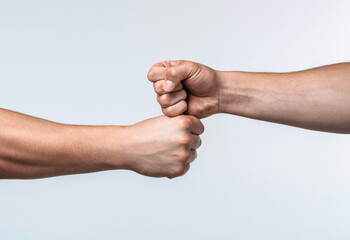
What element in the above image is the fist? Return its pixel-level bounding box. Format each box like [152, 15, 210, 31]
[148, 60, 220, 118]
[124, 115, 204, 178]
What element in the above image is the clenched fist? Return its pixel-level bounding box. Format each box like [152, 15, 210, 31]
[148, 60, 221, 118]
[121, 115, 204, 178]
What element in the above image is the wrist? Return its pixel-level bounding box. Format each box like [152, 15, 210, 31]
[95, 125, 134, 171]
[216, 71, 255, 117]
[62, 125, 131, 173]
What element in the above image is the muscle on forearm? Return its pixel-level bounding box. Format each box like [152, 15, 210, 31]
[217, 63, 350, 133]
[0, 109, 121, 179]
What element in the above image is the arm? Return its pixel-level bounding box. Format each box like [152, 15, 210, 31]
[148, 61, 350, 133]
[0, 108, 203, 179]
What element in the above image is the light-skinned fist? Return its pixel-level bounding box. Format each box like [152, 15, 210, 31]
[119, 115, 204, 178]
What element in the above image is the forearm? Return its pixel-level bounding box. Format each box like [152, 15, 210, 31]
[0, 108, 127, 179]
[217, 62, 350, 133]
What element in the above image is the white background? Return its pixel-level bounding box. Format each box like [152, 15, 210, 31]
[1, 0, 350, 239]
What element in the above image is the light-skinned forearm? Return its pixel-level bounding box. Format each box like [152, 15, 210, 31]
[0, 108, 128, 179]
[217, 62, 350, 133]
[0, 109, 203, 179]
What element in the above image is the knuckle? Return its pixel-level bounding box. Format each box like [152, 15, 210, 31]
[179, 149, 191, 161]
[178, 135, 192, 146]
[162, 108, 168, 116]
[167, 67, 177, 77]
[163, 107, 172, 116]
[177, 117, 192, 129]
[198, 122, 205, 134]
[198, 138, 202, 147]
[163, 107, 177, 117]
[170, 165, 185, 177]
[163, 107, 174, 117]
[167, 105, 182, 117]
[153, 83, 158, 92]
[154, 82, 163, 94]
[193, 151, 198, 160]
[160, 94, 170, 106]
[147, 70, 154, 80]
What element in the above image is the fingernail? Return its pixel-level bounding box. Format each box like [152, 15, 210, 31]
[164, 80, 174, 91]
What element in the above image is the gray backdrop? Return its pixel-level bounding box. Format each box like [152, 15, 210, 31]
[1, 0, 350, 239]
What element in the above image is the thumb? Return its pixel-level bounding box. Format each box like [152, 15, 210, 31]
[163, 61, 196, 92]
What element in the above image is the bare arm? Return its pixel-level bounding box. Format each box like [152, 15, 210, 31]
[0, 108, 203, 179]
[148, 61, 350, 133]
[218, 63, 350, 133]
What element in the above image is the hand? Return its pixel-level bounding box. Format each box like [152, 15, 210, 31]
[122, 115, 204, 178]
[148, 60, 221, 118]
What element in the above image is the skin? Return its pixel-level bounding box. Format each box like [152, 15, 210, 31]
[0, 108, 204, 179]
[148, 60, 350, 133]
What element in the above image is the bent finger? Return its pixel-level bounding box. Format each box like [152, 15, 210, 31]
[187, 116, 205, 135]
[187, 150, 197, 164]
[191, 135, 202, 149]
[163, 61, 196, 92]
[157, 89, 187, 108]
[181, 163, 191, 176]
[154, 80, 183, 95]
[162, 100, 188, 117]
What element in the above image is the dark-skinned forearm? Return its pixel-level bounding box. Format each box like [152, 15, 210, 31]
[217, 62, 350, 133]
